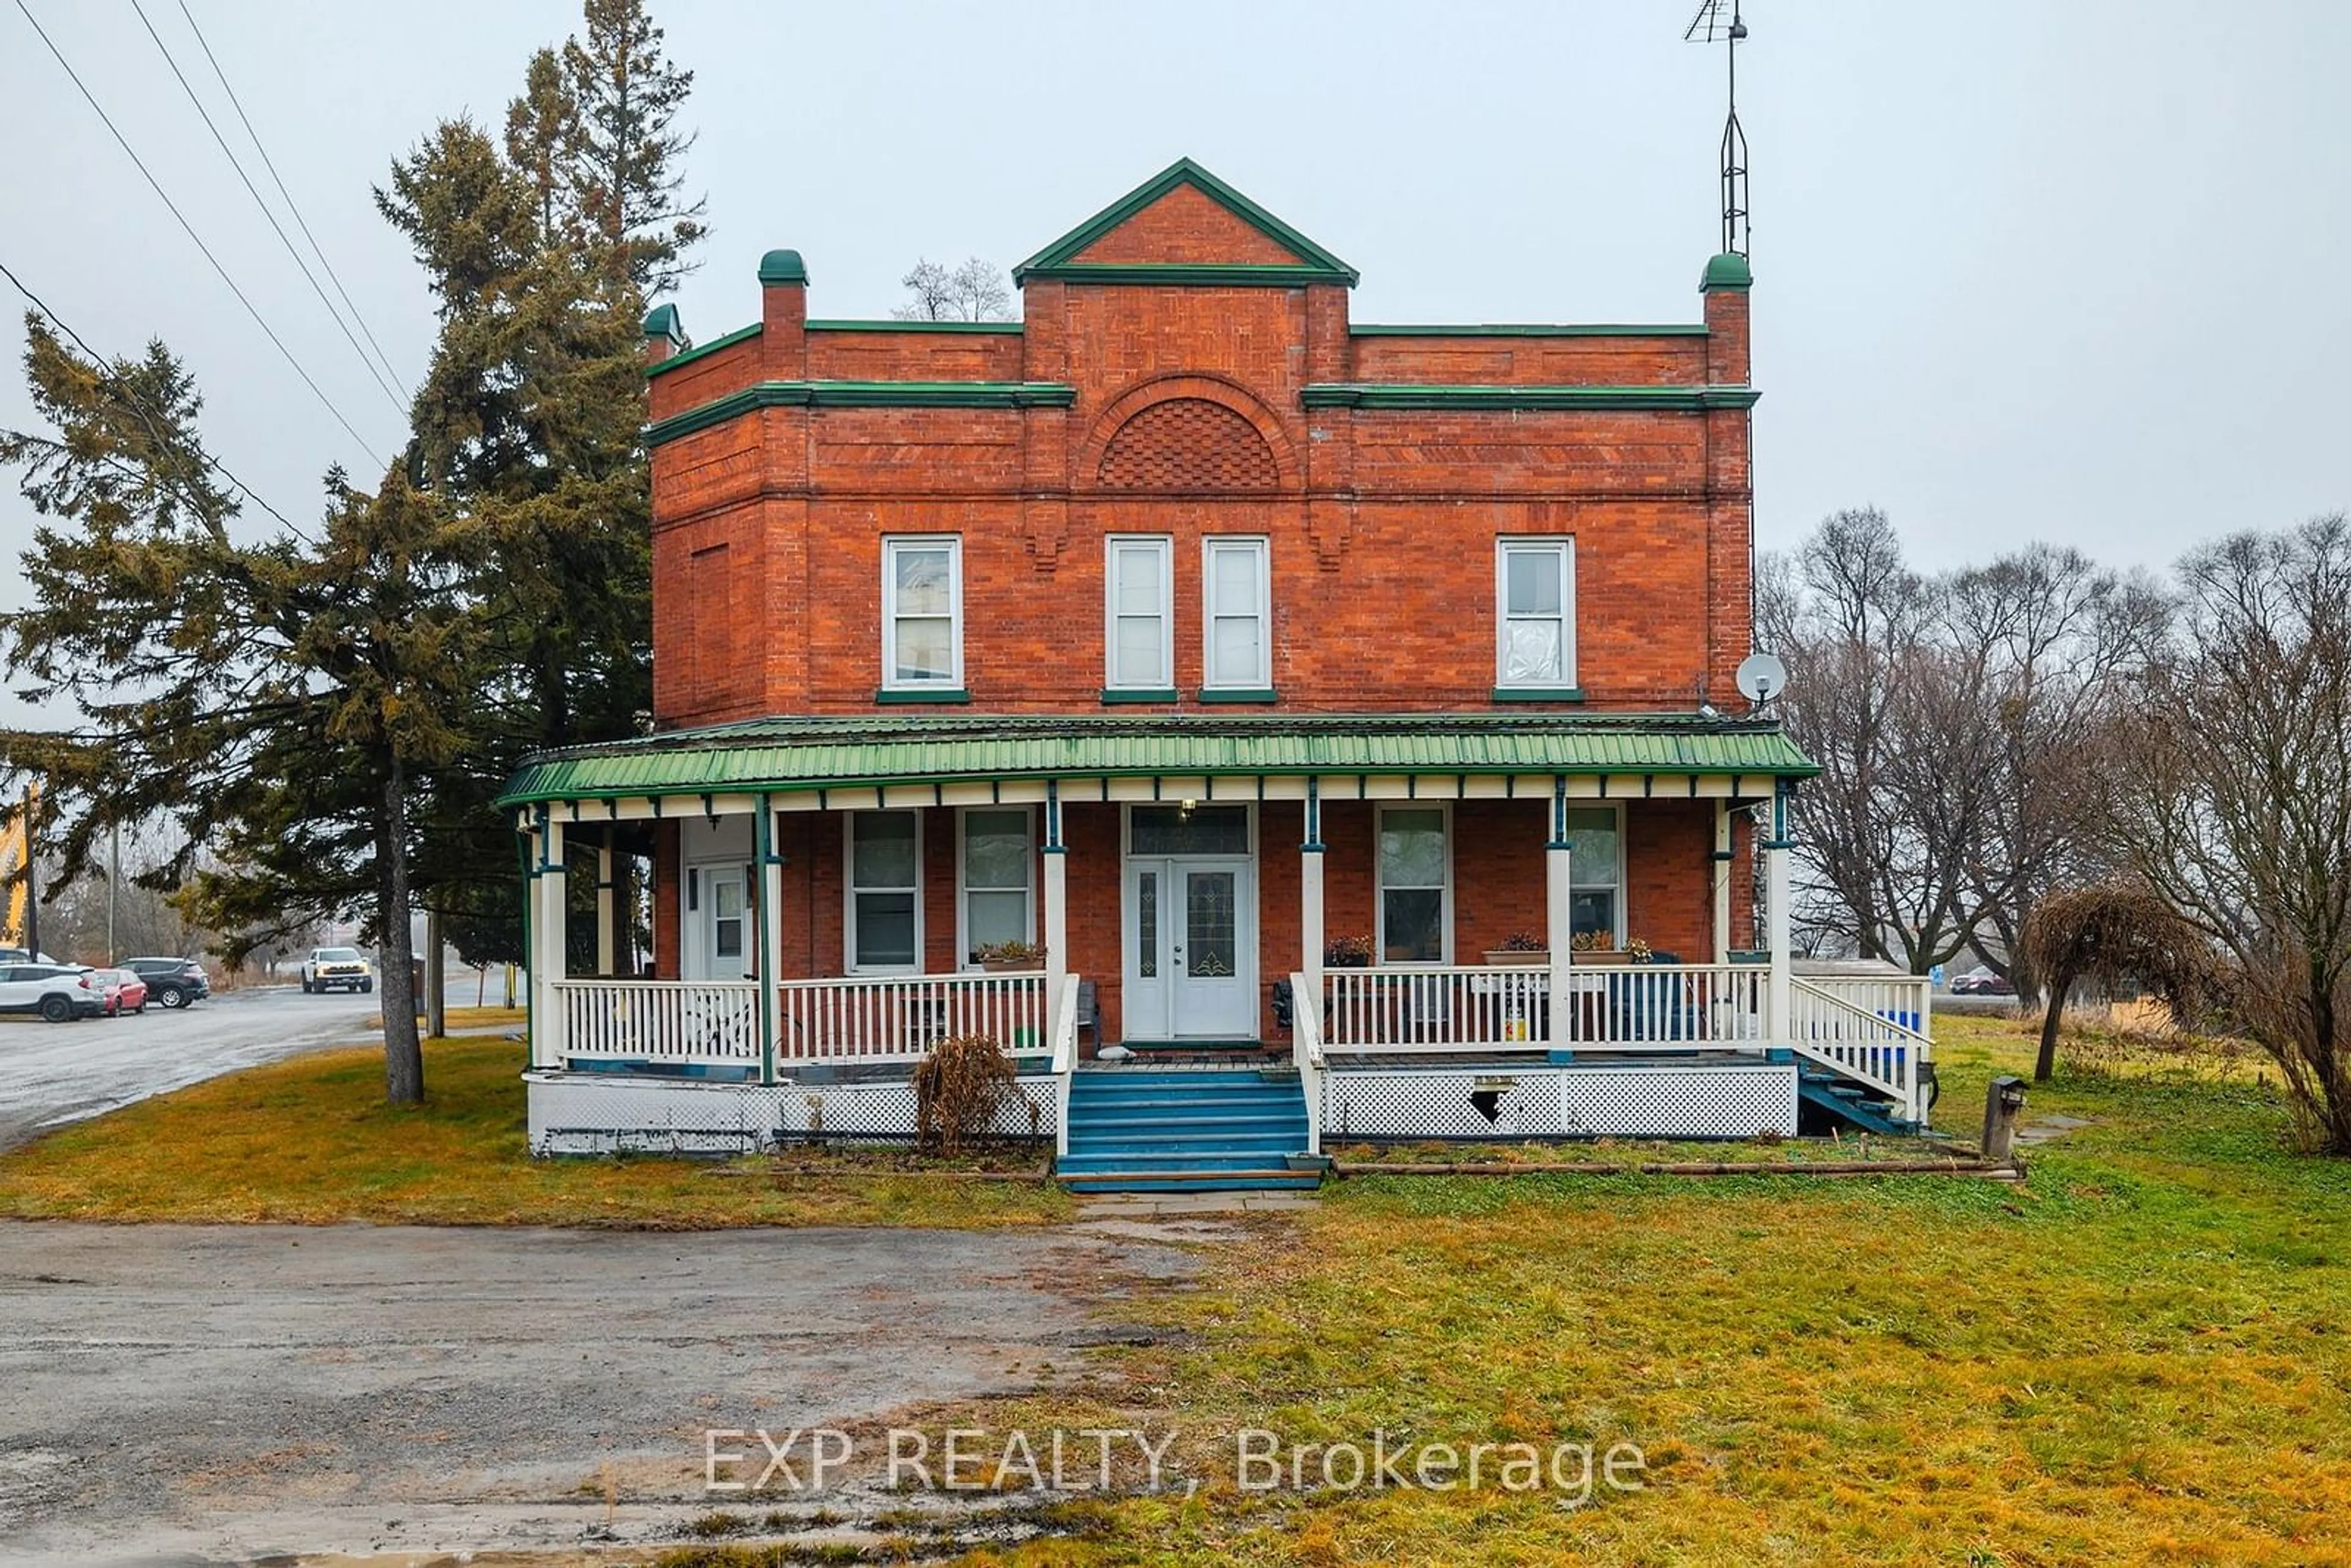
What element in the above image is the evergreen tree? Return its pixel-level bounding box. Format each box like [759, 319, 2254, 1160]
[0, 320, 474, 1102]
[561, 0, 705, 292]
[504, 48, 583, 248]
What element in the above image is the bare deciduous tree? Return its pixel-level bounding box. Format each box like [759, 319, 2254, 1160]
[2112, 516, 2351, 1154]
[893, 257, 1016, 323]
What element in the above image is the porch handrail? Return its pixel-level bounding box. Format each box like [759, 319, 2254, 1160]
[1290, 971, 1325, 1155]
[554, 978, 760, 1064]
[1322, 962, 1766, 1054]
[1049, 972, 1081, 1159]
[1787, 977, 1932, 1122]
[776, 970, 1048, 1064]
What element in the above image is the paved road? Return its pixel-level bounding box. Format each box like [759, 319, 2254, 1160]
[0, 1220, 1196, 1565]
[0, 986, 384, 1152]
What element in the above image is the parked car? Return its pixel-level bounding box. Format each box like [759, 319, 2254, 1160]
[0, 947, 64, 966]
[124, 956, 211, 1009]
[301, 947, 375, 994]
[0, 963, 103, 1022]
[88, 967, 149, 1016]
[1949, 966, 2017, 996]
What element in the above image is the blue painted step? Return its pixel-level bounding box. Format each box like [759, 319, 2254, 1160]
[1060, 1067, 1316, 1193]
[1796, 1068, 1918, 1136]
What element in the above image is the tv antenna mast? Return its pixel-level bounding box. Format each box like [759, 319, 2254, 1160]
[1684, 0, 1750, 257]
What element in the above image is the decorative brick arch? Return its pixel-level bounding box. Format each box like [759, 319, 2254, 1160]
[1077, 375, 1301, 493]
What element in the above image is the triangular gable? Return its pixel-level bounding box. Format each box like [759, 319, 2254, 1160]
[1014, 157, 1359, 286]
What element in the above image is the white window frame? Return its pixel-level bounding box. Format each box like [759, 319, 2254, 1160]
[1565, 801, 1627, 947]
[1201, 536, 1272, 691]
[843, 810, 924, 974]
[1103, 535, 1175, 692]
[880, 536, 964, 691]
[955, 805, 1036, 967]
[1374, 802, 1453, 967]
[1494, 537, 1577, 689]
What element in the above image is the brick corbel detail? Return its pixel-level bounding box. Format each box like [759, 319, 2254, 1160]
[1308, 497, 1355, 568]
[1021, 496, 1071, 573]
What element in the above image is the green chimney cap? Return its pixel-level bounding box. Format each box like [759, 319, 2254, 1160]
[642, 302, 687, 345]
[758, 249, 809, 285]
[1700, 253, 1753, 292]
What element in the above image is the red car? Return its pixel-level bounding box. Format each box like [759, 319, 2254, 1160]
[90, 967, 151, 1016]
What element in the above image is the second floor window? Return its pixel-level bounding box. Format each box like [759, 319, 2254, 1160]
[1202, 536, 1271, 690]
[1104, 536, 1172, 690]
[1496, 538, 1575, 689]
[883, 537, 962, 690]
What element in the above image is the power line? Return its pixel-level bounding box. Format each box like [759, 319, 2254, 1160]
[1, 253, 306, 539]
[10, 0, 387, 471]
[176, 0, 409, 402]
[129, 0, 408, 418]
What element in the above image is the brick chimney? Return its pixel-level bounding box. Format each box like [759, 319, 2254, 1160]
[758, 249, 809, 379]
[642, 302, 688, 367]
[1700, 252, 1751, 386]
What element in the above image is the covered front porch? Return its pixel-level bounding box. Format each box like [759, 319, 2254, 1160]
[498, 716, 1934, 1170]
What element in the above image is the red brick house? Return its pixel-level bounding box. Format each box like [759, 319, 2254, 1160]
[499, 160, 1933, 1187]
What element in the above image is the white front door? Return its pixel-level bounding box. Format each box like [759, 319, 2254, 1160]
[686, 862, 748, 982]
[1121, 797, 1259, 1040]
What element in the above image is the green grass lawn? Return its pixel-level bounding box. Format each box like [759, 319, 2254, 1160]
[0, 1036, 1072, 1228]
[865, 1017, 2350, 1566]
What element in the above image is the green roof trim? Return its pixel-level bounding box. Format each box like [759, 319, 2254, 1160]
[1352, 323, 1709, 338]
[642, 321, 762, 380]
[497, 714, 1818, 807]
[807, 318, 1024, 333]
[1300, 384, 1760, 412]
[647, 380, 1079, 445]
[758, 248, 809, 285]
[1021, 262, 1353, 290]
[1014, 157, 1359, 285]
[1701, 253, 1753, 291]
[642, 303, 688, 346]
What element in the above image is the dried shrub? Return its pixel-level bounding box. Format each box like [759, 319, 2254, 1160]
[2020, 883, 2217, 1082]
[913, 1033, 1017, 1156]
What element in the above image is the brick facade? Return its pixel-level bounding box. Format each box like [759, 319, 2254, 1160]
[636, 162, 1764, 1037]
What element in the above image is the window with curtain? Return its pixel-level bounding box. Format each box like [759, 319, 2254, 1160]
[961, 808, 1033, 959]
[882, 538, 962, 689]
[848, 812, 920, 970]
[1496, 538, 1575, 688]
[1567, 806, 1621, 942]
[1202, 537, 1270, 689]
[1378, 806, 1449, 964]
[1105, 536, 1172, 690]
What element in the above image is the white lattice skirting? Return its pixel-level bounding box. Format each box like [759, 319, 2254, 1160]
[1322, 1063, 1799, 1141]
[525, 1070, 1058, 1157]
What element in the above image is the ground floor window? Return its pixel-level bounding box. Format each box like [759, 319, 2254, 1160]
[1567, 805, 1622, 942]
[847, 811, 920, 972]
[1378, 805, 1450, 964]
[959, 807, 1033, 961]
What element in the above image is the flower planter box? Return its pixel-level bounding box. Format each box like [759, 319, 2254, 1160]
[1573, 950, 1635, 966]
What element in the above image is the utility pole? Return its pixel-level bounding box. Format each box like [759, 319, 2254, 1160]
[107, 818, 120, 964]
[21, 783, 40, 961]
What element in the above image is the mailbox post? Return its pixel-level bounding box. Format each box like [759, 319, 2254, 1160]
[1982, 1075, 2027, 1161]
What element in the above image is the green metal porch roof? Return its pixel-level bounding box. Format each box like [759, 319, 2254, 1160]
[497, 714, 1817, 807]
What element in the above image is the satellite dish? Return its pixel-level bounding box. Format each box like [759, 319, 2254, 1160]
[1736, 651, 1788, 705]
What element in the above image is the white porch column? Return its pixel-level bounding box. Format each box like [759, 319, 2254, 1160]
[1765, 782, 1793, 1046]
[594, 838, 617, 975]
[1300, 780, 1325, 1026]
[1042, 783, 1069, 1026]
[1712, 800, 1733, 959]
[533, 812, 566, 1068]
[754, 796, 782, 1086]
[1545, 778, 1573, 1055]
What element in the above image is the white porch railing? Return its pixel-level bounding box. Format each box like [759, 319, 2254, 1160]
[547, 972, 1049, 1071]
[778, 972, 1049, 1064]
[1787, 977, 1932, 1123]
[1321, 964, 1767, 1052]
[1290, 971, 1327, 1155]
[556, 979, 760, 1065]
[1049, 975, 1082, 1158]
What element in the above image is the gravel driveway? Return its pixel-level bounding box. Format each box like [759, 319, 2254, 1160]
[0, 1219, 1197, 1564]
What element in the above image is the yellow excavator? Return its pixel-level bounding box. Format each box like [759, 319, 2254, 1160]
[1, 782, 33, 948]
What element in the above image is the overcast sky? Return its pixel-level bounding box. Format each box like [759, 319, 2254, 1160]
[2, 1, 2346, 730]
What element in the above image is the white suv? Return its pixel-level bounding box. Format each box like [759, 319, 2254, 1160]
[301, 947, 375, 995]
[0, 963, 103, 1022]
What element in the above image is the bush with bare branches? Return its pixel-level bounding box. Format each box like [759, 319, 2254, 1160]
[2019, 884, 2216, 1082]
[912, 1034, 1018, 1156]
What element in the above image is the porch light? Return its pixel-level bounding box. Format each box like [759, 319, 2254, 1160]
[1179, 798, 1198, 815]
